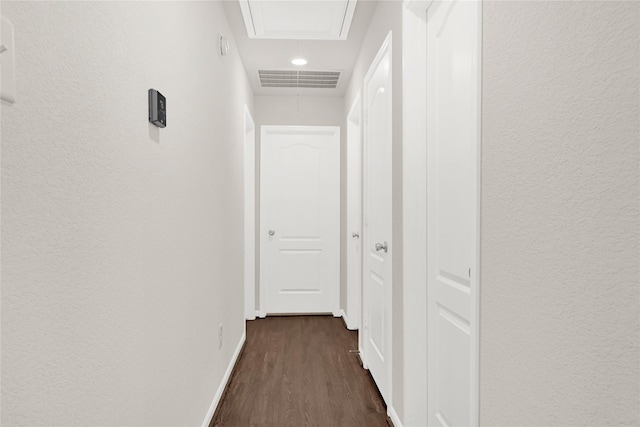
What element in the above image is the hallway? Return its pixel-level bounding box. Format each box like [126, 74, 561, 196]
[1, 0, 638, 426]
[211, 316, 389, 427]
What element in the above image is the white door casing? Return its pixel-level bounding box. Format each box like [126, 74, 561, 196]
[362, 31, 393, 404]
[346, 92, 363, 331]
[244, 106, 256, 321]
[260, 125, 340, 315]
[427, 0, 481, 426]
[401, 1, 429, 424]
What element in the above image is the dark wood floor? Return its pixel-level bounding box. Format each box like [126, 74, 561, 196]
[211, 316, 390, 427]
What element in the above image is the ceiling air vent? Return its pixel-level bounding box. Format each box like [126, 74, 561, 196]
[258, 70, 341, 89]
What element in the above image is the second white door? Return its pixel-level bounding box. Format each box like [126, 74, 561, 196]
[260, 125, 340, 315]
[363, 32, 393, 404]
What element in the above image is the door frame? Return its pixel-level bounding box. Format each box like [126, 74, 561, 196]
[402, 3, 428, 424]
[345, 91, 362, 331]
[402, 0, 481, 425]
[361, 30, 393, 404]
[259, 125, 341, 316]
[244, 105, 256, 321]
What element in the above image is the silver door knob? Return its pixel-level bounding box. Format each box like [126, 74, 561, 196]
[375, 241, 388, 253]
[352, 232, 360, 238]
[268, 230, 275, 236]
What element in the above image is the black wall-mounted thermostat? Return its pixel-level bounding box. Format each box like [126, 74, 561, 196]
[148, 89, 166, 128]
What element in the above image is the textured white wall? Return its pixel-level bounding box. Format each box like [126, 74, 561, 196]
[253, 95, 343, 310]
[1, 1, 253, 425]
[343, 0, 405, 419]
[481, 1, 640, 425]
[255, 95, 343, 126]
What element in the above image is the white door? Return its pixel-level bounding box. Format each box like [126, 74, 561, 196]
[244, 106, 256, 321]
[346, 92, 362, 331]
[427, 0, 480, 425]
[260, 125, 340, 315]
[362, 32, 393, 403]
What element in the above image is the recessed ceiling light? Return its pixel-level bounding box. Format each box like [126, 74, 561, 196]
[291, 57, 308, 66]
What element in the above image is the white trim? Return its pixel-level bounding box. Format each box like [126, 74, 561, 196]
[359, 328, 367, 369]
[257, 310, 266, 319]
[347, 93, 361, 122]
[473, 1, 483, 424]
[346, 90, 363, 332]
[237, 0, 255, 41]
[339, 308, 358, 330]
[333, 123, 342, 316]
[201, 332, 246, 427]
[401, 2, 428, 425]
[405, 0, 434, 13]
[387, 405, 404, 427]
[340, 0, 359, 40]
[244, 105, 256, 321]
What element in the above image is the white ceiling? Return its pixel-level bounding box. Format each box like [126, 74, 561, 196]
[222, 0, 378, 97]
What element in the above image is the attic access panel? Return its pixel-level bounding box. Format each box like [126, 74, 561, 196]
[239, 0, 357, 40]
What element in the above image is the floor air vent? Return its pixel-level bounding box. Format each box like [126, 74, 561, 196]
[258, 70, 341, 89]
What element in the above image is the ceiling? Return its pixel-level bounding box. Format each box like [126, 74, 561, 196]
[222, 0, 378, 97]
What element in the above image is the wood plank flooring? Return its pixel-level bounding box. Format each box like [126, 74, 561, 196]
[211, 316, 390, 427]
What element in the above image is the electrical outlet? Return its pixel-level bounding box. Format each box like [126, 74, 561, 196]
[218, 323, 223, 349]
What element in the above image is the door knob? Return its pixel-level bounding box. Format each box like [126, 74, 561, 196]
[375, 241, 388, 253]
[352, 232, 360, 238]
[268, 230, 275, 236]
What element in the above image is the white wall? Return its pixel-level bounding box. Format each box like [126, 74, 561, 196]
[343, 0, 405, 419]
[253, 95, 343, 312]
[481, 1, 640, 425]
[255, 95, 344, 127]
[0, 2, 253, 425]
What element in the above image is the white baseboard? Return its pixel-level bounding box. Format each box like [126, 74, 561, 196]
[257, 310, 266, 318]
[339, 309, 358, 331]
[388, 405, 403, 427]
[201, 332, 246, 427]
